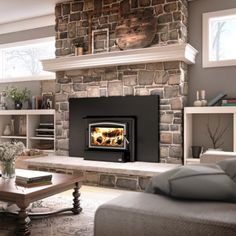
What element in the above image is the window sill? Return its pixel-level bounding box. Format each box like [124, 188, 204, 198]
[203, 59, 236, 68]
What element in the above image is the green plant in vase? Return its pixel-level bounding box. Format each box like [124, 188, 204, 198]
[6, 86, 31, 109]
[0, 141, 25, 179]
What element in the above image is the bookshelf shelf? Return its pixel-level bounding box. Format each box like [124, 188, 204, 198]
[0, 110, 55, 152]
[30, 136, 54, 141]
[1, 135, 27, 139]
[184, 106, 236, 164]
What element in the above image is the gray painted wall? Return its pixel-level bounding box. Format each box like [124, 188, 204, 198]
[0, 26, 54, 44]
[188, 0, 236, 152]
[188, 0, 236, 105]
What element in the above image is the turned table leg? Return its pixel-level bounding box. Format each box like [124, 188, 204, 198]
[72, 182, 82, 215]
[17, 207, 31, 236]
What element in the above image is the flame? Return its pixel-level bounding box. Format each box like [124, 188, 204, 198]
[91, 127, 124, 147]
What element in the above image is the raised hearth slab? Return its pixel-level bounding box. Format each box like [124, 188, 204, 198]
[26, 156, 180, 191]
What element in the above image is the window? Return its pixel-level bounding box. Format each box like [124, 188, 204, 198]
[0, 37, 55, 82]
[203, 8, 236, 68]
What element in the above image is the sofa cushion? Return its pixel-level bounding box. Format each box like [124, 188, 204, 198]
[146, 164, 236, 202]
[217, 158, 236, 183]
[94, 192, 236, 236]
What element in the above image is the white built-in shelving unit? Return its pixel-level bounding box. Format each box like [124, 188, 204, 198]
[184, 106, 236, 164]
[0, 109, 55, 152]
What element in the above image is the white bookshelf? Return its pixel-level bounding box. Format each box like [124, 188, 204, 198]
[0, 109, 55, 152]
[184, 106, 236, 164]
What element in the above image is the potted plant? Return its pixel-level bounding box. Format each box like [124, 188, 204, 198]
[6, 86, 31, 109]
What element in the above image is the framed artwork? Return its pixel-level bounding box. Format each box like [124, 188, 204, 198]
[91, 28, 109, 54]
[42, 92, 54, 109]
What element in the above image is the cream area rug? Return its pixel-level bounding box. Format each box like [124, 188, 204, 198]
[0, 186, 128, 236]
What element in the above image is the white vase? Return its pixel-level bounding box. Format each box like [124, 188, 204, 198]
[3, 124, 11, 136]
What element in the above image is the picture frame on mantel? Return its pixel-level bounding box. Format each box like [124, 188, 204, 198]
[91, 28, 109, 54]
[41, 92, 54, 109]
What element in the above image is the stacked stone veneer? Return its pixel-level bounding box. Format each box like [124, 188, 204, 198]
[28, 165, 151, 191]
[55, 0, 188, 163]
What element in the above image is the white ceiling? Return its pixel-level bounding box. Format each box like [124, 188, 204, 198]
[0, 0, 69, 25]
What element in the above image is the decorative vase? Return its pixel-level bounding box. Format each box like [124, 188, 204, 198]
[200, 90, 207, 106]
[15, 101, 22, 110]
[1, 160, 16, 179]
[3, 124, 11, 136]
[193, 91, 202, 107]
[191, 146, 203, 158]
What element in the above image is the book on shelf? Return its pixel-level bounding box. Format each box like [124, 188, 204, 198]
[221, 98, 236, 105]
[15, 169, 52, 182]
[39, 123, 54, 128]
[35, 134, 54, 138]
[222, 103, 236, 106]
[36, 128, 54, 132]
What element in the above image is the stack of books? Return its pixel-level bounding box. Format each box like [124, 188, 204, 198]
[221, 99, 236, 106]
[15, 170, 52, 187]
[35, 123, 54, 138]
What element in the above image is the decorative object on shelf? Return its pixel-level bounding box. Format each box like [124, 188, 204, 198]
[0, 141, 24, 179]
[19, 116, 26, 136]
[11, 118, 15, 135]
[200, 90, 208, 106]
[31, 95, 36, 109]
[206, 115, 229, 150]
[208, 92, 227, 106]
[193, 91, 202, 107]
[115, 10, 157, 50]
[74, 41, 84, 56]
[35, 95, 43, 109]
[92, 28, 109, 54]
[41, 93, 54, 109]
[0, 91, 7, 110]
[6, 86, 31, 110]
[3, 124, 12, 136]
[191, 146, 203, 158]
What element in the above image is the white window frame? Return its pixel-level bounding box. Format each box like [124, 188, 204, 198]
[0, 37, 55, 83]
[203, 8, 236, 68]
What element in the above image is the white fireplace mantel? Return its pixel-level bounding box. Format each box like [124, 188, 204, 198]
[41, 43, 198, 72]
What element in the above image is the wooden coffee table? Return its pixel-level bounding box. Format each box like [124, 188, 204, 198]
[0, 169, 83, 236]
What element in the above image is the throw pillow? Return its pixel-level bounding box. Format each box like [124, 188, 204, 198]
[146, 164, 236, 202]
[217, 158, 236, 183]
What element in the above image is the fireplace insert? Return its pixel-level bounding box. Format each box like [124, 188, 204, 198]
[69, 96, 160, 162]
[84, 117, 135, 162]
[89, 122, 127, 150]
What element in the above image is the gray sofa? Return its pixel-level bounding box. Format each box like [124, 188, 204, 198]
[94, 191, 236, 236]
[94, 160, 236, 236]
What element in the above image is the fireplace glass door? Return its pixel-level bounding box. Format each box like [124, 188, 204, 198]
[89, 122, 127, 150]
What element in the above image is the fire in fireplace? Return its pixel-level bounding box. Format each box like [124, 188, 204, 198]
[89, 122, 127, 150]
[84, 117, 135, 162]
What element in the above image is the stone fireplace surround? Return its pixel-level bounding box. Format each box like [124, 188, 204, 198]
[52, 0, 191, 164]
[33, 0, 198, 190]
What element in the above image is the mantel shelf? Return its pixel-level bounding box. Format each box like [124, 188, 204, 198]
[41, 43, 198, 72]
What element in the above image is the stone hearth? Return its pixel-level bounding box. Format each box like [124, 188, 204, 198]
[52, 0, 190, 163]
[26, 156, 180, 191]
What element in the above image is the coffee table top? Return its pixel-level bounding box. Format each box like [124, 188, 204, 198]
[0, 169, 83, 205]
